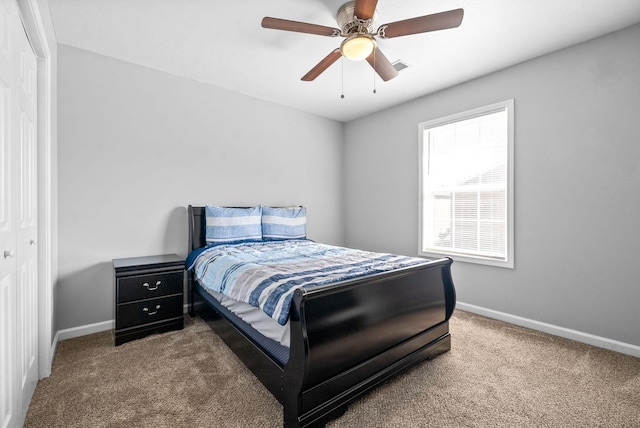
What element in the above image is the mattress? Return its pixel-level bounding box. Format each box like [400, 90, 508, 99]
[195, 283, 290, 366]
[203, 287, 291, 347]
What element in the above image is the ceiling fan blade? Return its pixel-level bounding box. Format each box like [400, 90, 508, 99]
[301, 49, 342, 81]
[353, 0, 378, 20]
[365, 48, 398, 81]
[262, 17, 340, 37]
[378, 8, 464, 39]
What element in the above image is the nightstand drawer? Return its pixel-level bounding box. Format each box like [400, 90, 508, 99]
[117, 271, 183, 303]
[116, 295, 183, 330]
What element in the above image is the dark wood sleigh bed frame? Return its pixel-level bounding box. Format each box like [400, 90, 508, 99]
[187, 205, 456, 427]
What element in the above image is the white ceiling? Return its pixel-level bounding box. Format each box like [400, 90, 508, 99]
[48, 0, 640, 122]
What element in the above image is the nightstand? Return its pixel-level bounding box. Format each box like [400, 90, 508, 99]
[113, 254, 185, 345]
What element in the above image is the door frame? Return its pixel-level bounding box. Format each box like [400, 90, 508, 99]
[16, 0, 54, 379]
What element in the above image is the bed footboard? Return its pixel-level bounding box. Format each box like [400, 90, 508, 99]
[283, 257, 455, 427]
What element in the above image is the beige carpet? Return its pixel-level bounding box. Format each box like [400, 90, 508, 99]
[25, 311, 640, 427]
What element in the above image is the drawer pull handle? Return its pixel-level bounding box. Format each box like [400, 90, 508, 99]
[143, 305, 161, 315]
[142, 280, 161, 291]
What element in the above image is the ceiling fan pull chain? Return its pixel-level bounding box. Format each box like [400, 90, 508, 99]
[341, 57, 345, 99]
[373, 49, 377, 94]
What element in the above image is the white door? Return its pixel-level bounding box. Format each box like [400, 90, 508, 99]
[0, 2, 18, 427]
[0, 1, 39, 426]
[15, 4, 38, 422]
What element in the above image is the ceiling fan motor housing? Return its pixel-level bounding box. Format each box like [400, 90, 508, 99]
[337, 1, 377, 35]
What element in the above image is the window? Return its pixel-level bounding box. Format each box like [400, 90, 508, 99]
[419, 100, 514, 268]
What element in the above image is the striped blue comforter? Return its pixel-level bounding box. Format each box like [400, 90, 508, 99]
[190, 239, 429, 325]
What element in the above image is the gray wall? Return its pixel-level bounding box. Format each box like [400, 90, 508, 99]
[57, 25, 640, 347]
[57, 45, 345, 331]
[344, 24, 640, 346]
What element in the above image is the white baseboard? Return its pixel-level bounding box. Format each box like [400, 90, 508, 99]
[57, 320, 114, 341]
[456, 302, 640, 358]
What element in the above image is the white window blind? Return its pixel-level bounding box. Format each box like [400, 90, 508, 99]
[419, 100, 514, 268]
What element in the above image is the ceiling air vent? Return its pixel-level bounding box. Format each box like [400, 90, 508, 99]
[392, 60, 409, 72]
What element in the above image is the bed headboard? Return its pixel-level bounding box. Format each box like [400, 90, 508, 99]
[188, 205, 206, 253]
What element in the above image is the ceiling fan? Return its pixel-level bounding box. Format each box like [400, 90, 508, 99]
[261, 0, 464, 82]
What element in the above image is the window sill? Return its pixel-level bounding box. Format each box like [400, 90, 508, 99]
[418, 250, 514, 269]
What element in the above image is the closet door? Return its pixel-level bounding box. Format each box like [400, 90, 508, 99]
[0, 1, 38, 426]
[0, 2, 18, 427]
[15, 4, 38, 422]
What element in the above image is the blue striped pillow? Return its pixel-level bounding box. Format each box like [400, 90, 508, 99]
[205, 205, 263, 244]
[262, 206, 307, 240]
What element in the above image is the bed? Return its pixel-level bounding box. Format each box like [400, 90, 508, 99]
[187, 205, 456, 427]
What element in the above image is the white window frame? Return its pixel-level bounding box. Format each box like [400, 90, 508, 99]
[418, 100, 515, 268]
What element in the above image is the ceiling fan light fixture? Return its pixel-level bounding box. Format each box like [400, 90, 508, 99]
[340, 34, 376, 61]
